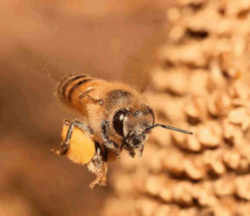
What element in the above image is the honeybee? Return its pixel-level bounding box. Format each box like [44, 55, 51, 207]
[55, 74, 192, 188]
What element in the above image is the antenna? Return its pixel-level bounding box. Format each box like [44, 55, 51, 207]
[144, 123, 193, 135]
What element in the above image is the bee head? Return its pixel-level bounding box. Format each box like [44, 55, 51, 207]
[112, 106, 193, 158]
[112, 106, 154, 157]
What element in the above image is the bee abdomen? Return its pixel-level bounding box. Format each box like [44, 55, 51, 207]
[57, 74, 93, 104]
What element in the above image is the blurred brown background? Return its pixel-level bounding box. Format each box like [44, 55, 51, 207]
[0, 1, 173, 215]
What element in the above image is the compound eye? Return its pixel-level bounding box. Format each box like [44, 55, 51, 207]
[113, 109, 128, 137]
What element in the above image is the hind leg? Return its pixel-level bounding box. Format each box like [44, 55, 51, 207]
[87, 145, 108, 189]
[56, 119, 93, 155]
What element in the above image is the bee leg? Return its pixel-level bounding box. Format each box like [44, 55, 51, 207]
[73, 120, 94, 134]
[79, 90, 104, 105]
[88, 145, 108, 189]
[101, 120, 120, 156]
[129, 149, 136, 158]
[58, 120, 93, 155]
[102, 147, 108, 162]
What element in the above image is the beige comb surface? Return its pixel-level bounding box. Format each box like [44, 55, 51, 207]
[103, 1, 250, 215]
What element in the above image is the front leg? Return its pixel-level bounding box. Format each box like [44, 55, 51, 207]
[101, 120, 120, 156]
[57, 120, 93, 155]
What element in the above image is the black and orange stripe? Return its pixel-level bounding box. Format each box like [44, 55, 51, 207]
[57, 74, 93, 103]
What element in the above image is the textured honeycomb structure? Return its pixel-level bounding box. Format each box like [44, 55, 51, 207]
[103, 1, 250, 215]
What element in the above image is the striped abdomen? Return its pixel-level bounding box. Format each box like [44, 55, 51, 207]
[58, 74, 142, 117]
[57, 74, 102, 113]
